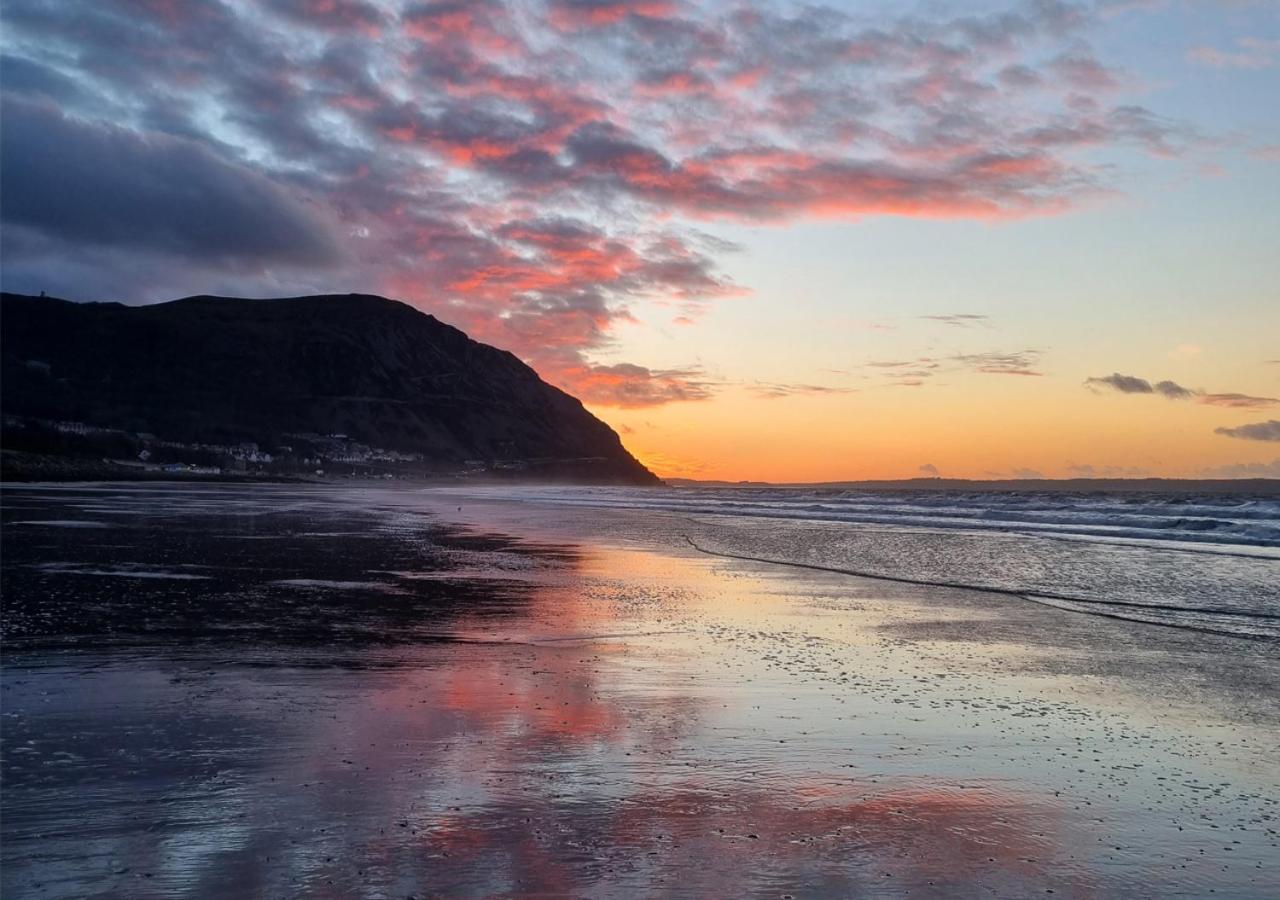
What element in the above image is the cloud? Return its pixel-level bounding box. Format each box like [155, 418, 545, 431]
[747, 382, 855, 400]
[548, 0, 678, 30]
[1187, 38, 1280, 70]
[921, 314, 989, 327]
[1198, 393, 1278, 409]
[1214, 420, 1280, 442]
[0, 96, 339, 267]
[1084, 372, 1193, 397]
[560, 363, 713, 408]
[1086, 372, 1158, 394]
[861, 357, 942, 387]
[918, 463, 940, 477]
[0, 54, 98, 107]
[952, 351, 1043, 376]
[1085, 373, 1274, 406]
[268, 0, 387, 35]
[1155, 380, 1196, 399]
[0, 0, 1205, 405]
[865, 353, 1057, 387]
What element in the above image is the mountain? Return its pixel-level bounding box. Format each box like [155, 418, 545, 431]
[0, 292, 659, 484]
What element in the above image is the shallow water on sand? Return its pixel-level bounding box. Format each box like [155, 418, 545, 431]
[2, 483, 1278, 898]
[453, 485, 1280, 639]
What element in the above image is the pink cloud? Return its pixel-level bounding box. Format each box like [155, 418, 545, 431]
[0, 0, 1205, 407]
[548, 0, 679, 31]
[558, 363, 712, 407]
[270, 0, 385, 36]
[1187, 38, 1280, 70]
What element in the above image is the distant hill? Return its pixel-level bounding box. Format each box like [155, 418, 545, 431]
[664, 477, 1280, 496]
[0, 292, 658, 484]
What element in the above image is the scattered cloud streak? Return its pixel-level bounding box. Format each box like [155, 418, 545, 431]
[921, 314, 989, 327]
[1199, 393, 1279, 409]
[1187, 38, 1280, 70]
[952, 351, 1043, 376]
[748, 382, 856, 400]
[863, 352, 1042, 385]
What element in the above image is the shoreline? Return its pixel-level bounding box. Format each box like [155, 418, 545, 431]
[414, 485, 1280, 723]
[5, 464, 1280, 496]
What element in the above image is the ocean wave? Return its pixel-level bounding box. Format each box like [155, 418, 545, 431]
[481, 485, 1280, 640]
[514, 487, 1280, 553]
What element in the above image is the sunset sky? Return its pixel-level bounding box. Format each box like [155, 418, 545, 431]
[2, 0, 1277, 480]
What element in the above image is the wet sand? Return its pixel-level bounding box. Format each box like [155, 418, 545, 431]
[2, 483, 1277, 898]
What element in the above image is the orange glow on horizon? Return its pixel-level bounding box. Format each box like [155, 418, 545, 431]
[593, 377, 1280, 482]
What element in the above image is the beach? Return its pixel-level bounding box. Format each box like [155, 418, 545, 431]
[2, 482, 1277, 898]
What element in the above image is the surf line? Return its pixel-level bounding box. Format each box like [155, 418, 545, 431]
[679, 535, 1277, 640]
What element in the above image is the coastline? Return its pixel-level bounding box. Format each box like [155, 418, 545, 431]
[2, 483, 1277, 897]
[6, 456, 1280, 496]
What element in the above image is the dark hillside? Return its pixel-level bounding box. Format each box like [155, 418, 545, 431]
[1, 292, 658, 484]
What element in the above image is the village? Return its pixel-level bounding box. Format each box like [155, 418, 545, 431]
[1, 416, 429, 479]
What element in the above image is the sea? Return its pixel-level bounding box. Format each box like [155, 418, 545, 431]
[481, 484, 1280, 640]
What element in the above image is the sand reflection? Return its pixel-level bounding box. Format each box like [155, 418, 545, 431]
[159, 547, 1077, 898]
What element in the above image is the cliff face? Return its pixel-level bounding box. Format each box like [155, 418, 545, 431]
[0, 292, 659, 484]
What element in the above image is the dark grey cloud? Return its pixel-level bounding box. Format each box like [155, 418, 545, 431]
[1156, 380, 1196, 399]
[998, 63, 1042, 88]
[1085, 373, 1273, 406]
[1214, 420, 1280, 442]
[0, 55, 97, 107]
[1086, 373, 1155, 393]
[0, 96, 339, 266]
[1084, 373, 1192, 397]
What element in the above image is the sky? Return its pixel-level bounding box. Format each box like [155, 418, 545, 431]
[1, 0, 1277, 481]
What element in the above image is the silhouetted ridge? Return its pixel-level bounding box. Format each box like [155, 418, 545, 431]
[0, 292, 658, 484]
